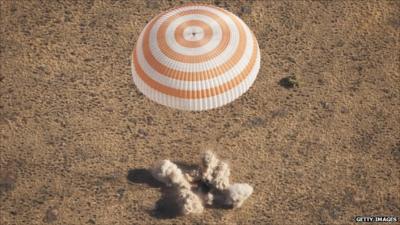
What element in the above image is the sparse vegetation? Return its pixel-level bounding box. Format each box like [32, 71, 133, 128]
[279, 75, 299, 88]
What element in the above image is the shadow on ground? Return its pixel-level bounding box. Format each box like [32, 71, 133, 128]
[151, 187, 183, 219]
[127, 168, 181, 219]
[127, 168, 163, 188]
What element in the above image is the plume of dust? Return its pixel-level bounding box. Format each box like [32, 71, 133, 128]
[204, 192, 214, 206]
[201, 150, 230, 190]
[224, 183, 254, 208]
[151, 160, 190, 189]
[201, 151, 253, 208]
[151, 160, 204, 215]
[151, 151, 253, 215]
[178, 188, 204, 215]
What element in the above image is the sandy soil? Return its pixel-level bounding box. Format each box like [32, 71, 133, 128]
[1, 0, 399, 224]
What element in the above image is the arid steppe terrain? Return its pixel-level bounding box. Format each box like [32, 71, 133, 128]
[1, 0, 399, 224]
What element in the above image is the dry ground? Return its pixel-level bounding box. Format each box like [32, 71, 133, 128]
[1, 0, 399, 224]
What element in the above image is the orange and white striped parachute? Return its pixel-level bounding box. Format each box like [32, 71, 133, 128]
[131, 4, 260, 111]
